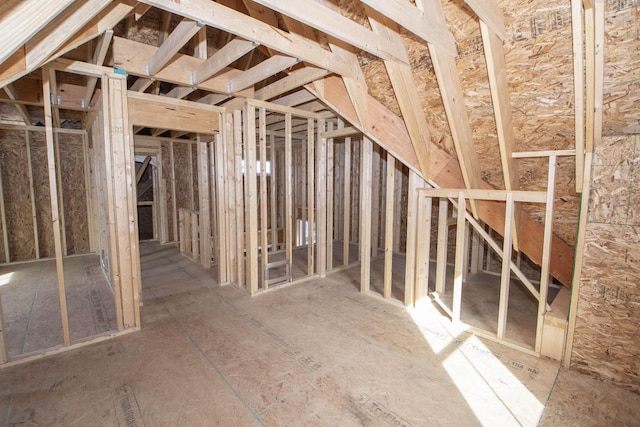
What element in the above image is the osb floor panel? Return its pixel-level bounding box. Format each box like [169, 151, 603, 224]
[0, 255, 117, 358]
[1, 242, 639, 426]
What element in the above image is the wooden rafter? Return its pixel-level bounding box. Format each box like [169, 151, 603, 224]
[359, 0, 457, 55]
[148, 19, 203, 75]
[0, 0, 75, 64]
[3, 84, 31, 125]
[138, 0, 359, 79]
[252, 0, 408, 64]
[254, 66, 330, 101]
[464, 0, 507, 41]
[192, 38, 257, 85]
[228, 55, 298, 93]
[83, 29, 113, 107]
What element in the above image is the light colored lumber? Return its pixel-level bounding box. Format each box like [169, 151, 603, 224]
[192, 38, 257, 85]
[536, 155, 557, 352]
[194, 26, 207, 59]
[0, 152, 9, 263]
[497, 193, 515, 338]
[481, 20, 521, 249]
[229, 55, 298, 93]
[585, 6, 595, 153]
[244, 105, 259, 294]
[233, 110, 245, 287]
[259, 108, 269, 288]
[435, 199, 448, 294]
[84, 29, 113, 107]
[415, 191, 432, 303]
[464, 0, 507, 40]
[270, 134, 278, 253]
[138, 0, 358, 79]
[592, 0, 605, 150]
[252, 0, 408, 64]
[417, 188, 547, 203]
[452, 193, 467, 324]
[170, 141, 178, 242]
[3, 84, 32, 125]
[197, 135, 211, 268]
[0, 0, 75, 64]
[316, 119, 327, 277]
[148, 19, 202, 75]
[383, 154, 396, 299]
[370, 146, 381, 256]
[326, 123, 335, 272]
[403, 170, 419, 305]
[285, 113, 293, 275]
[306, 118, 315, 276]
[321, 126, 361, 139]
[360, 0, 457, 55]
[255, 67, 330, 101]
[342, 137, 351, 265]
[24, 130, 39, 259]
[512, 149, 576, 158]
[43, 67, 70, 346]
[572, 0, 585, 192]
[136, 156, 151, 184]
[359, 137, 373, 293]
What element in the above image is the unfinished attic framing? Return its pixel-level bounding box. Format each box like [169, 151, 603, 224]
[0, 0, 638, 397]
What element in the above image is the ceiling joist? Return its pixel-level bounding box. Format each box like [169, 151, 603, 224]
[148, 19, 203, 75]
[192, 39, 257, 85]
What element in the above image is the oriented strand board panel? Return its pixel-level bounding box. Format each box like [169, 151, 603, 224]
[173, 142, 191, 210]
[572, 135, 640, 393]
[0, 130, 35, 261]
[29, 131, 55, 258]
[161, 141, 175, 242]
[59, 133, 90, 255]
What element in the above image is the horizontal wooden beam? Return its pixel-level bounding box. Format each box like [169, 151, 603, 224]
[419, 188, 547, 203]
[321, 126, 360, 139]
[360, 0, 457, 56]
[148, 19, 203, 75]
[138, 0, 359, 80]
[192, 38, 257, 85]
[255, 66, 330, 101]
[228, 55, 299, 92]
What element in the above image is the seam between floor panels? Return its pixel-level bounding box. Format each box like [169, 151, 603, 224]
[160, 303, 267, 427]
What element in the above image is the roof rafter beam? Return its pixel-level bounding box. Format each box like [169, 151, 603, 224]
[228, 55, 299, 93]
[255, 66, 330, 101]
[138, 0, 358, 80]
[83, 29, 113, 107]
[192, 38, 257, 85]
[359, 0, 457, 56]
[148, 18, 203, 75]
[464, 0, 507, 41]
[0, 0, 75, 64]
[251, 0, 409, 64]
[3, 84, 32, 125]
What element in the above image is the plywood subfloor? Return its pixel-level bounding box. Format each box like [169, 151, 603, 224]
[0, 255, 117, 359]
[2, 242, 638, 425]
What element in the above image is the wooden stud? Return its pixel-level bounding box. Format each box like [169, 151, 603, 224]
[259, 107, 269, 288]
[307, 118, 315, 276]
[170, 141, 178, 242]
[270, 134, 277, 252]
[0, 288, 6, 362]
[452, 193, 467, 324]
[572, 0, 585, 192]
[435, 199, 448, 294]
[383, 153, 396, 299]
[244, 105, 259, 294]
[234, 109, 245, 287]
[53, 132, 67, 256]
[82, 132, 96, 252]
[326, 123, 334, 272]
[188, 141, 194, 209]
[497, 193, 515, 339]
[359, 137, 373, 293]
[393, 165, 403, 253]
[370, 145, 381, 257]
[24, 130, 40, 259]
[415, 186, 432, 304]
[342, 137, 351, 265]
[197, 135, 212, 268]
[316, 119, 327, 277]
[285, 113, 293, 277]
[224, 113, 237, 283]
[536, 156, 557, 352]
[0, 148, 9, 263]
[43, 67, 70, 346]
[403, 170, 419, 305]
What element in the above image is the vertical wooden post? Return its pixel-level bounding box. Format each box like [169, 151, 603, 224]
[359, 137, 373, 293]
[285, 113, 293, 277]
[188, 141, 195, 210]
[469, 228, 481, 275]
[326, 123, 334, 272]
[53, 132, 67, 256]
[0, 293, 6, 363]
[415, 190, 432, 304]
[342, 137, 351, 265]
[224, 113, 237, 283]
[316, 119, 327, 277]
[259, 108, 268, 288]
[452, 193, 466, 324]
[233, 109, 245, 288]
[179, 209, 185, 253]
[244, 104, 259, 294]
[25, 130, 39, 259]
[191, 212, 199, 260]
[170, 140, 178, 243]
[0, 157, 9, 263]
[209, 141, 217, 264]
[403, 170, 419, 305]
[158, 149, 169, 244]
[214, 134, 228, 283]
[383, 154, 396, 299]
[371, 145, 381, 257]
[270, 134, 277, 251]
[307, 118, 315, 276]
[435, 199, 449, 294]
[393, 168, 403, 253]
[197, 135, 211, 268]
[43, 67, 70, 346]
[536, 155, 557, 352]
[497, 192, 515, 339]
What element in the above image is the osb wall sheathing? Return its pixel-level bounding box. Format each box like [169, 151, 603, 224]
[0, 130, 35, 261]
[339, 0, 587, 246]
[173, 142, 192, 211]
[58, 133, 90, 255]
[572, 135, 640, 393]
[29, 131, 54, 258]
[161, 141, 175, 242]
